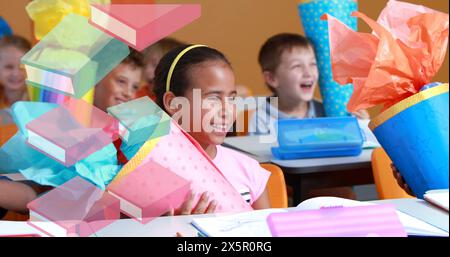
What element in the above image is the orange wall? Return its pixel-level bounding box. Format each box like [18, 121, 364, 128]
[1, 0, 449, 105]
[0, 0, 31, 41]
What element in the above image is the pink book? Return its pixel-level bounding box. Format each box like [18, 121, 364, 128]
[89, 4, 201, 51]
[27, 176, 120, 237]
[267, 204, 407, 237]
[25, 97, 119, 167]
[107, 160, 191, 224]
[113, 120, 253, 214]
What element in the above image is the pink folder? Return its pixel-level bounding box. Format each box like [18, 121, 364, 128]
[27, 176, 120, 237]
[107, 160, 191, 223]
[89, 4, 201, 51]
[112, 120, 253, 214]
[267, 204, 407, 237]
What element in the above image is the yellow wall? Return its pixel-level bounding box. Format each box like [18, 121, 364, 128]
[1, 0, 449, 114]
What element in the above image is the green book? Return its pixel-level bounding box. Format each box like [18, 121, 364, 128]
[22, 13, 130, 98]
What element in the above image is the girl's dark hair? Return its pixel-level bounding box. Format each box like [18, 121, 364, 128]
[153, 45, 231, 110]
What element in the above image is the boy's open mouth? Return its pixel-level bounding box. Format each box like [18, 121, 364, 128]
[300, 82, 314, 89]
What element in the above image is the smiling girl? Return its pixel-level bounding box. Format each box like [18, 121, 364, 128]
[153, 45, 271, 215]
[0, 35, 30, 110]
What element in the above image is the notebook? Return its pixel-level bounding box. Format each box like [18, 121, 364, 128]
[22, 13, 129, 98]
[107, 160, 191, 224]
[89, 4, 201, 51]
[424, 189, 449, 211]
[27, 176, 120, 237]
[191, 209, 288, 237]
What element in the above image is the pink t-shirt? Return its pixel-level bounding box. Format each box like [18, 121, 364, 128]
[212, 145, 271, 205]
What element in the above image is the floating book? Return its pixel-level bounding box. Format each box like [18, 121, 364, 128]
[25, 97, 119, 167]
[22, 13, 129, 98]
[89, 4, 201, 51]
[267, 204, 407, 237]
[27, 176, 120, 237]
[107, 160, 191, 223]
[107, 96, 169, 145]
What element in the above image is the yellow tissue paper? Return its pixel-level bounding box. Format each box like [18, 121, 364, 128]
[26, 0, 111, 40]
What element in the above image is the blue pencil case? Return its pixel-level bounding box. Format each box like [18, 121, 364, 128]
[272, 117, 364, 160]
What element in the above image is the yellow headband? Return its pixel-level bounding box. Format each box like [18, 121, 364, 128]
[166, 44, 208, 92]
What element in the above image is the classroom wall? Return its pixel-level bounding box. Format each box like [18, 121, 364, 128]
[0, 0, 31, 41]
[1, 0, 448, 116]
[157, 0, 449, 104]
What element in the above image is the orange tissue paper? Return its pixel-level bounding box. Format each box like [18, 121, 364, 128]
[322, 0, 449, 112]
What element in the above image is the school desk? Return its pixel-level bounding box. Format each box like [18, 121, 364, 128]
[93, 198, 449, 237]
[372, 198, 449, 233]
[223, 136, 375, 205]
[1, 198, 447, 237]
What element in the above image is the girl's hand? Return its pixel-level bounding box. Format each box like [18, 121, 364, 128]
[391, 163, 415, 196]
[165, 191, 218, 216]
[351, 109, 370, 120]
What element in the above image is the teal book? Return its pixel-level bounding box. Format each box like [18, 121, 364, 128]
[107, 96, 170, 145]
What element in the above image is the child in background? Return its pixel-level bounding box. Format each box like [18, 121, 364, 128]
[0, 35, 31, 124]
[249, 33, 369, 135]
[94, 49, 144, 113]
[136, 38, 185, 100]
[0, 35, 33, 219]
[93, 49, 144, 165]
[153, 45, 271, 215]
[250, 33, 369, 200]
